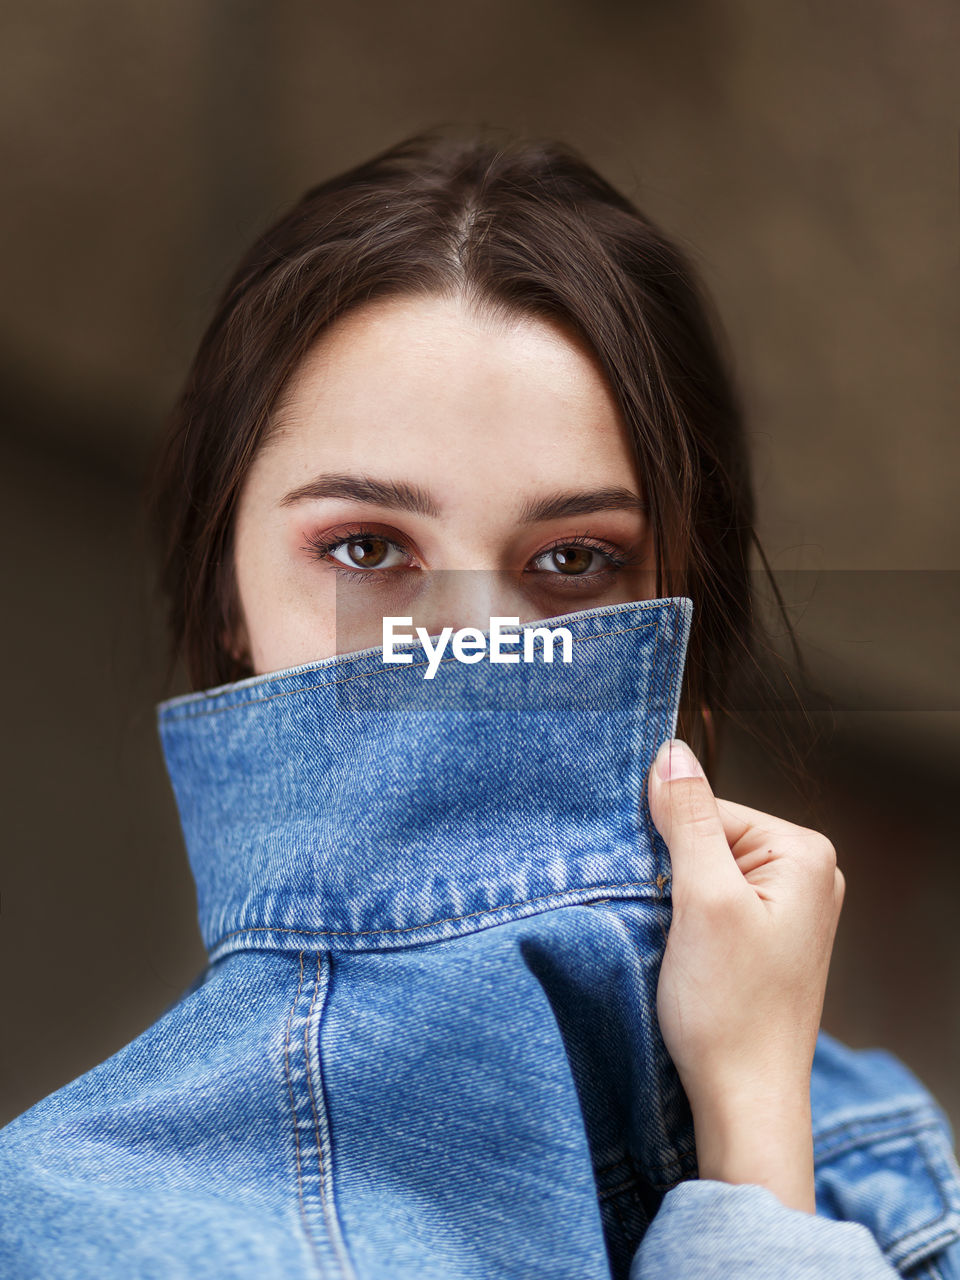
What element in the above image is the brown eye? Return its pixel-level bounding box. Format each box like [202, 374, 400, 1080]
[542, 544, 601, 575]
[330, 536, 395, 569]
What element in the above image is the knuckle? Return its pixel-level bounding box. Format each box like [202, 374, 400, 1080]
[816, 837, 838, 872]
[687, 809, 724, 844]
[797, 832, 838, 875]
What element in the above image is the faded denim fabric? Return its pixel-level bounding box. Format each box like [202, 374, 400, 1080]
[1, 595, 958, 1279]
[632, 1179, 914, 1279]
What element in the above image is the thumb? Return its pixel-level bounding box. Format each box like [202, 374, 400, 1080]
[647, 739, 739, 894]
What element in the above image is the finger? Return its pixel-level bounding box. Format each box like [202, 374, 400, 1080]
[713, 795, 815, 848]
[647, 739, 743, 894]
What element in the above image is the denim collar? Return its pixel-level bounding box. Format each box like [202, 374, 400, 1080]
[155, 596, 693, 963]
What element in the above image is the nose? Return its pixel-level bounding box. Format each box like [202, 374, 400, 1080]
[404, 568, 523, 639]
[333, 567, 547, 659]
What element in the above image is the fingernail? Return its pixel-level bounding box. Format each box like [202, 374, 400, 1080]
[655, 738, 704, 781]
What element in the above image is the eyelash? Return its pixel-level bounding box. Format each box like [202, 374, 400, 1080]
[300, 524, 633, 587]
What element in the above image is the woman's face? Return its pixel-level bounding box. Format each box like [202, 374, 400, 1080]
[229, 293, 656, 676]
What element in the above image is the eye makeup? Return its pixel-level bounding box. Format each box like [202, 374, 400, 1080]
[299, 522, 647, 596]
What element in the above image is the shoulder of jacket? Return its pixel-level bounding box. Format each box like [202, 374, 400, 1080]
[811, 1028, 960, 1276]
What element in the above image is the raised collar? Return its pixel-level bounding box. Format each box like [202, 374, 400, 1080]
[156, 596, 693, 963]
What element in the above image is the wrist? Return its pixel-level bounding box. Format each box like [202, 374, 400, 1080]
[690, 1085, 816, 1215]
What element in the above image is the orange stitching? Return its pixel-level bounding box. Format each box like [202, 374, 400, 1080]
[207, 877, 663, 952]
[162, 622, 657, 721]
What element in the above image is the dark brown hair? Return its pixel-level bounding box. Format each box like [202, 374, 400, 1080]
[143, 126, 820, 797]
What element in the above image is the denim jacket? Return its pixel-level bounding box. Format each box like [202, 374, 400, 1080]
[2, 595, 958, 1279]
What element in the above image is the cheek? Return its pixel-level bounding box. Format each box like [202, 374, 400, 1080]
[246, 598, 339, 675]
[233, 520, 339, 674]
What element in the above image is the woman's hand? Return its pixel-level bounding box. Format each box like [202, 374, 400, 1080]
[646, 738, 846, 1215]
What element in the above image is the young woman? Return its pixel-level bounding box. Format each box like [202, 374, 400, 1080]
[2, 131, 958, 1279]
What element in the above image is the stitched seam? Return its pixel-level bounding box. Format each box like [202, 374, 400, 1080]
[814, 1113, 960, 1263]
[898, 1224, 960, 1273]
[303, 953, 328, 1216]
[206, 877, 663, 953]
[162, 622, 657, 721]
[284, 951, 324, 1275]
[816, 1120, 942, 1166]
[596, 1153, 636, 1179]
[601, 1174, 646, 1201]
[643, 612, 664, 898]
[814, 1107, 942, 1155]
[890, 1127, 960, 1267]
[815, 1102, 940, 1143]
[814, 1111, 960, 1261]
[660, 605, 680, 886]
[904, 1262, 941, 1280]
[816, 1118, 941, 1162]
[303, 953, 357, 1280]
[906, 1264, 938, 1280]
[824, 1123, 956, 1266]
[909, 1262, 945, 1280]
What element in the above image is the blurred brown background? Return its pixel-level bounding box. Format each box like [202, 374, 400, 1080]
[1, 0, 958, 1134]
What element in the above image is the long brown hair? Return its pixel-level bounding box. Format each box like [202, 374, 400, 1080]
[142, 127, 821, 800]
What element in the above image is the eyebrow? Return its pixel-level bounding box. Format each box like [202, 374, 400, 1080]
[277, 473, 647, 522]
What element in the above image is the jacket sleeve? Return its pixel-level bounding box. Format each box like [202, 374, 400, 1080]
[629, 1179, 901, 1280]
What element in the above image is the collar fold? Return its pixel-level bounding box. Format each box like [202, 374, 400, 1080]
[156, 596, 693, 962]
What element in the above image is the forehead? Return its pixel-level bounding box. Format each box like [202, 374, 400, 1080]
[277, 293, 620, 421]
[251, 293, 635, 494]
